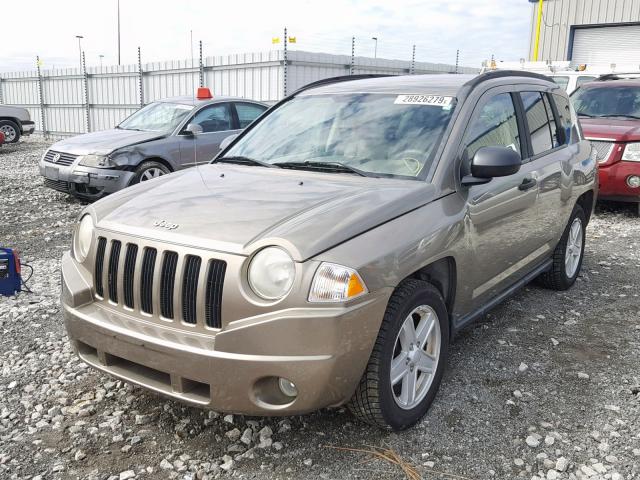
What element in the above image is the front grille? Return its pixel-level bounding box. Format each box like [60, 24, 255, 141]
[44, 178, 71, 193]
[44, 150, 78, 166]
[94, 236, 227, 329]
[588, 140, 615, 163]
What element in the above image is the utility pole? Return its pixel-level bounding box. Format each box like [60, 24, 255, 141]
[372, 37, 378, 58]
[117, 0, 121, 65]
[75, 35, 84, 70]
[283, 27, 288, 97]
[532, 0, 544, 61]
[99, 54, 104, 70]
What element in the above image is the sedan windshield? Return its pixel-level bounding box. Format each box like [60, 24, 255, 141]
[572, 85, 640, 119]
[220, 93, 456, 178]
[119, 102, 194, 132]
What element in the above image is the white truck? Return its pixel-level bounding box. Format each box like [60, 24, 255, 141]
[0, 105, 35, 143]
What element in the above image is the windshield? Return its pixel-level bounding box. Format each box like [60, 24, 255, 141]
[119, 102, 194, 132]
[220, 93, 456, 178]
[572, 85, 640, 119]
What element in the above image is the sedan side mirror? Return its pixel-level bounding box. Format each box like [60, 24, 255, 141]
[184, 123, 203, 136]
[461, 146, 522, 186]
[219, 133, 239, 151]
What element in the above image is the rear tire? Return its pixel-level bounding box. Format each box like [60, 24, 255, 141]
[347, 279, 449, 431]
[0, 120, 20, 143]
[131, 160, 170, 184]
[537, 205, 586, 291]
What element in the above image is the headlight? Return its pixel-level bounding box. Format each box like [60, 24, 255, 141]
[247, 247, 295, 300]
[621, 143, 640, 162]
[78, 154, 115, 168]
[73, 215, 94, 262]
[308, 263, 368, 303]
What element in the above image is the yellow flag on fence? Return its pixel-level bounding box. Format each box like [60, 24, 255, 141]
[288, 36, 297, 43]
[36, 58, 44, 67]
[272, 37, 280, 44]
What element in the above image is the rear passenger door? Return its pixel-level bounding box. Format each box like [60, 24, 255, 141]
[517, 89, 570, 243]
[460, 88, 548, 306]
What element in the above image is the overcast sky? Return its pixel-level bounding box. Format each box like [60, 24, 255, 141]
[1, 0, 533, 72]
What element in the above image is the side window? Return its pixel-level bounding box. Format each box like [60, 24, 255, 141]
[235, 103, 267, 129]
[520, 91, 554, 155]
[552, 93, 580, 145]
[463, 93, 521, 166]
[190, 103, 232, 133]
[542, 93, 560, 148]
[551, 76, 569, 91]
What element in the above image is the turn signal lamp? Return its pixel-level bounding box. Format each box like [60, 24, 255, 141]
[309, 263, 368, 302]
[196, 87, 213, 99]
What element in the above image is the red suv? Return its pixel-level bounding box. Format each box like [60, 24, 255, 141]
[572, 79, 640, 214]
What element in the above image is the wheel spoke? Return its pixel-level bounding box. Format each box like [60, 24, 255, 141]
[415, 312, 435, 349]
[390, 352, 409, 386]
[415, 351, 436, 374]
[398, 316, 417, 350]
[400, 369, 417, 405]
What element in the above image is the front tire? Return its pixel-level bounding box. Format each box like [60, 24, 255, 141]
[0, 120, 20, 143]
[131, 160, 170, 185]
[348, 280, 449, 431]
[537, 205, 586, 290]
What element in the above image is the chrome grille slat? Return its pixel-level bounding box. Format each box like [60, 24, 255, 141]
[160, 252, 179, 319]
[182, 255, 201, 324]
[108, 240, 122, 303]
[94, 237, 107, 298]
[205, 260, 226, 329]
[44, 150, 78, 166]
[140, 248, 157, 314]
[123, 244, 138, 309]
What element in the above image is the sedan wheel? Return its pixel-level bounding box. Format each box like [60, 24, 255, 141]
[140, 167, 165, 181]
[391, 305, 441, 410]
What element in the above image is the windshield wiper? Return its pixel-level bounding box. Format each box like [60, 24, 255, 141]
[216, 156, 278, 168]
[578, 113, 597, 118]
[273, 161, 373, 177]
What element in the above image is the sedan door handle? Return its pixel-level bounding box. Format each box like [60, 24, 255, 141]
[518, 178, 537, 191]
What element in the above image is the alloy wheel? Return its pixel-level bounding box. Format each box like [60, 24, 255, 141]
[140, 167, 165, 181]
[390, 305, 441, 410]
[565, 218, 583, 278]
[0, 125, 17, 142]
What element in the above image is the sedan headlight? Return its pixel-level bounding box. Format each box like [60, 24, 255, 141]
[248, 247, 295, 300]
[73, 214, 94, 262]
[78, 154, 115, 168]
[308, 263, 368, 302]
[622, 142, 640, 162]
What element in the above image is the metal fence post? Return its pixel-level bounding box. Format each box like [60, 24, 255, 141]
[350, 37, 355, 75]
[283, 27, 288, 97]
[0, 76, 4, 104]
[410, 45, 416, 75]
[36, 56, 47, 138]
[137, 47, 144, 107]
[455, 49, 460, 74]
[199, 40, 204, 87]
[82, 51, 90, 132]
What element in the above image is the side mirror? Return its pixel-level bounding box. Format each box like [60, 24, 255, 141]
[184, 123, 203, 136]
[461, 146, 522, 186]
[219, 133, 239, 151]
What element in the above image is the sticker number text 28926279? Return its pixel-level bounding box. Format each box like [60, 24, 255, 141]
[394, 95, 453, 107]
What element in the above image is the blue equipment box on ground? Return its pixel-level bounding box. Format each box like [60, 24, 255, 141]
[0, 248, 21, 296]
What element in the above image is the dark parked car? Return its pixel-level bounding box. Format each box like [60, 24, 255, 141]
[39, 88, 268, 200]
[62, 72, 596, 431]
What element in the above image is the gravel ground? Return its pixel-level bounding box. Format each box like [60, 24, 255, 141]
[1, 138, 639, 480]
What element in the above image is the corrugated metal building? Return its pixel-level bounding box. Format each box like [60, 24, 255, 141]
[528, 0, 640, 64]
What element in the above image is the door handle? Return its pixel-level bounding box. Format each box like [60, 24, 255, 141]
[518, 178, 537, 191]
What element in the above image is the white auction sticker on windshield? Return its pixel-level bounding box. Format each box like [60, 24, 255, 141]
[394, 94, 453, 107]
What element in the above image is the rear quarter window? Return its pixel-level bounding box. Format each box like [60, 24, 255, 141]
[552, 94, 581, 145]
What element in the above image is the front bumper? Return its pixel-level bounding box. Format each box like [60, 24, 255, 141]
[599, 161, 640, 202]
[21, 121, 35, 136]
[39, 160, 135, 194]
[61, 251, 389, 415]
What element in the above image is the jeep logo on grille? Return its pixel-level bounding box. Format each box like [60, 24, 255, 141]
[153, 220, 179, 230]
[52, 153, 61, 163]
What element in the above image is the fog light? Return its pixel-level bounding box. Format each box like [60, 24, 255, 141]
[278, 378, 298, 398]
[627, 175, 640, 188]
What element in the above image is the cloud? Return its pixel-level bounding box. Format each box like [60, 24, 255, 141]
[0, 0, 531, 72]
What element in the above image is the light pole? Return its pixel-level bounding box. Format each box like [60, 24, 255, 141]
[75, 35, 84, 69]
[117, 0, 121, 65]
[99, 54, 104, 71]
[372, 37, 378, 58]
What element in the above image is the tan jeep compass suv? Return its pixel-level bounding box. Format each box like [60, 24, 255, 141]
[62, 71, 596, 430]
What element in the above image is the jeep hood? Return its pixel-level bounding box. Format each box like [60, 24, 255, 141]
[50, 129, 166, 156]
[93, 164, 436, 261]
[580, 117, 640, 142]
